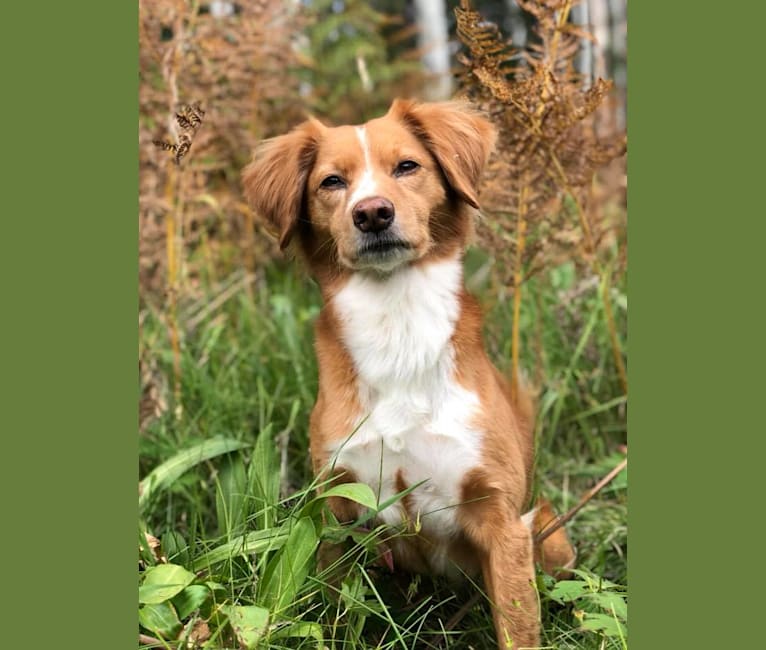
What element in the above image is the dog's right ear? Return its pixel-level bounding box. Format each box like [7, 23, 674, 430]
[242, 118, 325, 250]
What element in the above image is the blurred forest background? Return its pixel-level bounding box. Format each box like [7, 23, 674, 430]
[139, 0, 625, 301]
[139, 1, 628, 648]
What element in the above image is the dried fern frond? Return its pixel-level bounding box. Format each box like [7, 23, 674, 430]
[455, 0, 627, 394]
[456, 0, 626, 285]
[153, 102, 205, 165]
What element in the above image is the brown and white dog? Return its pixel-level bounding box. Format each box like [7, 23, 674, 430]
[243, 99, 573, 649]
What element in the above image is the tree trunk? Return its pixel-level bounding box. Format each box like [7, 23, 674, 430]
[505, 0, 528, 50]
[413, 0, 452, 100]
[571, 1, 593, 84]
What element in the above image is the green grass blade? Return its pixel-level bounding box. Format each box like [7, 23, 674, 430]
[249, 424, 279, 532]
[139, 437, 249, 512]
[566, 394, 628, 423]
[258, 516, 318, 614]
[215, 452, 248, 538]
[192, 527, 289, 570]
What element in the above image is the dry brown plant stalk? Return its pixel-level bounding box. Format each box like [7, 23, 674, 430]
[534, 455, 627, 544]
[139, 0, 307, 297]
[155, 98, 207, 415]
[455, 0, 627, 396]
[139, 0, 308, 421]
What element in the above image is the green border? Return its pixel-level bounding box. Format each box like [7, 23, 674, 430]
[630, 2, 765, 647]
[2, 1, 137, 645]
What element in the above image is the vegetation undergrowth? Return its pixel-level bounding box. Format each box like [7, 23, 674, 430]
[139, 251, 627, 649]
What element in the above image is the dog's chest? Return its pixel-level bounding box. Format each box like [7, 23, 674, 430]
[329, 373, 482, 540]
[329, 259, 483, 541]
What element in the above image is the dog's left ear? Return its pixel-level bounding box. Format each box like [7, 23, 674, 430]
[388, 99, 497, 209]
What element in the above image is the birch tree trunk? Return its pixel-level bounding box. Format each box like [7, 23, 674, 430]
[571, 0, 593, 84]
[505, 0, 528, 50]
[413, 0, 452, 100]
[589, 0, 610, 82]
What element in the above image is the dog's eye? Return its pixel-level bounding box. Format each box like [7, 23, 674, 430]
[394, 160, 419, 176]
[320, 175, 346, 189]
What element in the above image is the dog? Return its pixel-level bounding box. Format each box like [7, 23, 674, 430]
[243, 99, 574, 649]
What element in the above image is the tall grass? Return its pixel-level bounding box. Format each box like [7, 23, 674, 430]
[139, 250, 627, 649]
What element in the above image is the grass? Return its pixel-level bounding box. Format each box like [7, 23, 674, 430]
[138, 248, 627, 649]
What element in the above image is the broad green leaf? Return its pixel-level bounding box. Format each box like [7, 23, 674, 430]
[249, 424, 279, 532]
[222, 605, 269, 649]
[259, 517, 318, 613]
[270, 621, 323, 645]
[352, 479, 426, 529]
[139, 602, 181, 638]
[139, 437, 249, 511]
[139, 563, 196, 604]
[192, 527, 289, 570]
[548, 579, 591, 604]
[340, 572, 374, 616]
[172, 584, 210, 620]
[315, 483, 378, 511]
[162, 531, 189, 566]
[580, 611, 627, 638]
[587, 591, 628, 621]
[567, 568, 621, 591]
[216, 453, 248, 537]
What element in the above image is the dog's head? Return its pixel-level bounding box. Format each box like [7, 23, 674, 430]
[242, 99, 496, 275]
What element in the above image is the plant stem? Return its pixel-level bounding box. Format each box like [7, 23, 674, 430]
[138, 633, 164, 648]
[510, 182, 529, 402]
[535, 456, 627, 544]
[601, 266, 628, 394]
[164, 162, 183, 418]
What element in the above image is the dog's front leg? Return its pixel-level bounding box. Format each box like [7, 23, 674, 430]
[460, 471, 540, 649]
[479, 518, 539, 649]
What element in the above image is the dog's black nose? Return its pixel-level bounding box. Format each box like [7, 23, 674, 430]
[352, 197, 395, 233]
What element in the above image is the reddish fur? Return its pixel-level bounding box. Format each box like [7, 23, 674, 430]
[243, 100, 573, 649]
[242, 118, 326, 249]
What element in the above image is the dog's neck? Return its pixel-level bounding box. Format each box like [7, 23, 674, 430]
[331, 254, 464, 388]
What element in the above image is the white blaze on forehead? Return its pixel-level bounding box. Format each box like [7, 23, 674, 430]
[349, 126, 378, 206]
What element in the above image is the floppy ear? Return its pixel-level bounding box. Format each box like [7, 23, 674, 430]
[242, 118, 325, 250]
[388, 99, 497, 209]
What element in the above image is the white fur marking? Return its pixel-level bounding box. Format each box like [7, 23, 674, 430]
[329, 257, 483, 574]
[349, 127, 378, 206]
[521, 507, 537, 531]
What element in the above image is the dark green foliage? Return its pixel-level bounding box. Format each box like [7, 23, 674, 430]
[299, 0, 424, 124]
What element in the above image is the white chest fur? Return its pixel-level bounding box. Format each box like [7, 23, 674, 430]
[329, 257, 483, 553]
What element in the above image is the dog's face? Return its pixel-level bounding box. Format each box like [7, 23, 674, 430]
[305, 118, 448, 272]
[243, 100, 496, 274]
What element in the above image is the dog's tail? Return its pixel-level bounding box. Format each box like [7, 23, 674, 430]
[522, 499, 578, 578]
